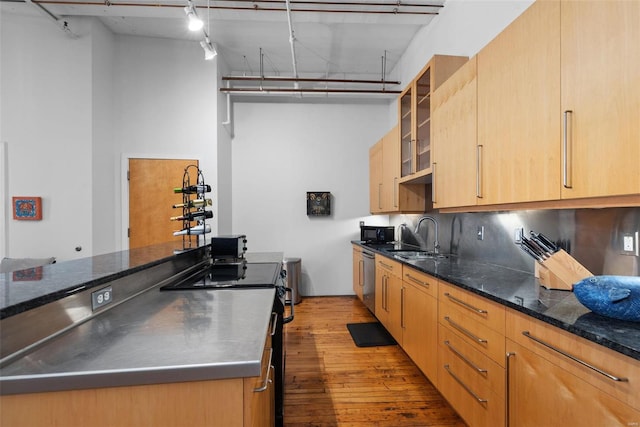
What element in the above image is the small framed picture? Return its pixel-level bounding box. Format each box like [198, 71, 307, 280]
[13, 197, 42, 220]
[307, 192, 331, 216]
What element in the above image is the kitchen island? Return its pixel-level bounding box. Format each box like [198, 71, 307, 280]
[0, 243, 281, 427]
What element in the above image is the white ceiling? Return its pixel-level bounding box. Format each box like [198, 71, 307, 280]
[19, 0, 446, 85]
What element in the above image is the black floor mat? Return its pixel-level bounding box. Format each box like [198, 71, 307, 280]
[346, 322, 397, 347]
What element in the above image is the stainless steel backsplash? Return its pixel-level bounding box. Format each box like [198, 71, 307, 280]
[390, 207, 640, 276]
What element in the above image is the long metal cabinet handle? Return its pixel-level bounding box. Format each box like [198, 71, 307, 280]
[254, 347, 274, 392]
[359, 260, 364, 287]
[410, 139, 414, 174]
[563, 110, 573, 188]
[506, 352, 516, 427]
[405, 273, 428, 287]
[378, 183, 382, 209]
[432, 162, 437, 204]
[400, 287, 406, 328]
[476, 145, 483, 198]
[444, 292, 488, 314]
[379, 261, 394, 270]
[445, 316, 488, 344]
[444, 364, 488, 405]
[444, 340, 487, 374]
[522, 331, 628, 382]
[394, 177, 398, 208]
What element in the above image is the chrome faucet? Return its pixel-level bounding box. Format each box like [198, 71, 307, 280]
[415, 216, 440, 254]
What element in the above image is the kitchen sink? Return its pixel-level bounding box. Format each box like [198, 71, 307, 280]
[387, 250, 448, 260]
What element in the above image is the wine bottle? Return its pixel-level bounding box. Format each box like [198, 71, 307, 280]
[173, 224, 211, 236]
[170, 210, 213, 221]
[174, 184, 211, 194]
[172, 198, 212, 209]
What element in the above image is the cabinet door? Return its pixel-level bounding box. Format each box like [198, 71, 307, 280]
[560, 0, 640, 199]
[477, 0, 561, 205]
[432, 56, 478, 209]
[507, 340, 640, 427]
[415, 67, 432, 174]
[369, 140, 383, 213]
[352, 246, 363, 301]
[374, 267, 388, 326]
[381, 126, 399, 211]
[385, 274, 403, 345]
[399, 86, 414, 177]
[402, 280, 438, 383]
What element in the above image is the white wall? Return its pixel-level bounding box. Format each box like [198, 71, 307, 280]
[232, 102, 389, 295]
[1, 9, 94, 260]
[112, 35, 221, 245]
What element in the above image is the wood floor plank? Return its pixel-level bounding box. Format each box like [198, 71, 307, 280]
[284, 296, 466, 427]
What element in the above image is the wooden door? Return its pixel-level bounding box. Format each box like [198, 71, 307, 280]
[477, 0, 561, 205]
[432, 56, 478, 209]
[129, 158, 198, 249]
[560, 0, 640, 199]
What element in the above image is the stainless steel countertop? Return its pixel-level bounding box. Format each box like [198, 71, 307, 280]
[0, 286, 276, 395]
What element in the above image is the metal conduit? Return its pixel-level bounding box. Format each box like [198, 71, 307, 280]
[222, 76, 401, 85]
[32, 0, 441, 14]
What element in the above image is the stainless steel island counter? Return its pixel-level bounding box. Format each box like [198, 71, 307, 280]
[0, 286, 276, 395]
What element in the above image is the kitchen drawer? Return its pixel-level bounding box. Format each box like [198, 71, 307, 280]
[439, 324, 505, 398]
[402, 265, 438, 298]
[375, 255, 402, 278]
[506, 308, 640, 411]
[439, 302, 506, 367]
[438, 345, 505, 427]
[439, 281, 505, 334]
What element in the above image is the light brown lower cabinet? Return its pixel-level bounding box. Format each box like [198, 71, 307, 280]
[401, 266, 439, 383]
[352, 245, 364, 302]
[375, 255, 403, 343]
[1, 342, 275, 427]
[505, 308, 640, 427]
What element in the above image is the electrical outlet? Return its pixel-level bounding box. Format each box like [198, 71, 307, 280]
[621, 232, 639, 256]
[477, 226, 484, 241]
[92, 286, 113, 311]
[514, 228, 524, 244]
[359, 221, 365, 227]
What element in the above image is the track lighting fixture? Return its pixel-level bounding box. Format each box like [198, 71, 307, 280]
[184, 1, 203, 31]
[200, 37, 217, 60]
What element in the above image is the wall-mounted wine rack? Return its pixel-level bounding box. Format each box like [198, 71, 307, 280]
[171, 164, 212, 251]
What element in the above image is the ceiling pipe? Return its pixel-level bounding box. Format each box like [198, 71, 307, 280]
[25, 0, 78, 37]
[34, 0, 440, 15]
[222, 76, 401, 85]
[220, 87, 401, 94]
[284, 0, 299, 90]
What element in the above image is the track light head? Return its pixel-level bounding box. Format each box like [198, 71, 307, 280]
[184, 2, 203, 31]
[200, 37, 217, 60]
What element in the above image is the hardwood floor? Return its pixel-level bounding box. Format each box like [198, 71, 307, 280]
[283, 296, 466, 427]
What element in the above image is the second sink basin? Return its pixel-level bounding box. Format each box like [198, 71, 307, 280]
[388, 250, 447, 260]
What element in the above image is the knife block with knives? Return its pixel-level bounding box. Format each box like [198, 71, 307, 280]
[520, 232, 593, 291]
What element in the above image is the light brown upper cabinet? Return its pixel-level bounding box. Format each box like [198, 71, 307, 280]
[369, 140, 384, 214]
[399, 55, 468, 184]
[477, 0, 562, 206]
[432, 56, 478, 209]
[560, 0, 640, 199]
[369, 126, 426, 214]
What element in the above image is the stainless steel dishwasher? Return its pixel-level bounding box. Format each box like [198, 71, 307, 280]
[362, 249, 375, 313]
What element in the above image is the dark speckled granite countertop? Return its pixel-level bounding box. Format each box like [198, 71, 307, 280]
[0, 242, 207, 319]
[354, 241, 640, 361]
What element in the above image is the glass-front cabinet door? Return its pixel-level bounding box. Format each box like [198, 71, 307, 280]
[415, 68, 431, 173]
[400, 87, 413, 177]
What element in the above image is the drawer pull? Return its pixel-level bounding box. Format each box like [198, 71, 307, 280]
[444, 364, 488, 405]
[254, 348, 274, 392]
[405, 273, 428, 286]
[445, 316, 488, 344]
[522, 331, 628, 382]
[444, 340, 488, 375]
[379, 261, 394, 271]
[444, 292, 488, 314]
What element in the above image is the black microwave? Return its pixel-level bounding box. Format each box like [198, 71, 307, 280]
[360, 226, 394, 243]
